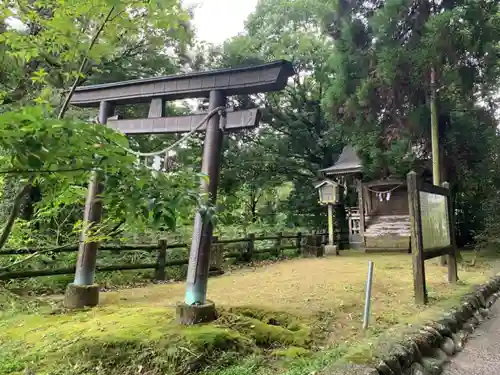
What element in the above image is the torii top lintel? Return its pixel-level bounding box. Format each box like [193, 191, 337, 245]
[70, 60, 295, 108]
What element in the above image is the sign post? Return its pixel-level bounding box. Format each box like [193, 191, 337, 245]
[407, 171, 458, 305]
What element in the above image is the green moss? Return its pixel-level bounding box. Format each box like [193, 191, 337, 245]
[227, 306, 306, 332]
[43, 326, 250, 375]
[0, 288, 48, 315]
[341, 344, 376, 365]
[0, 306, 258, 375]
[219, 309, 312, 348]
[272, 346, 311, 359]
[180, 324, 252, 352]
[0, 304, 315, 375]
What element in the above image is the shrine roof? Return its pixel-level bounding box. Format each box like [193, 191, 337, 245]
[320, 145, 363, 175]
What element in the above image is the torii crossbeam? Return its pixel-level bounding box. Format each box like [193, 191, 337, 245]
[64, 61, 295, 322]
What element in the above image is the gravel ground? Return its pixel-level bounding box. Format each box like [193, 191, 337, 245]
[443, 302, 500, 375]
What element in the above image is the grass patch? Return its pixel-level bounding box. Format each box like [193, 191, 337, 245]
[0, 251, 495, 375]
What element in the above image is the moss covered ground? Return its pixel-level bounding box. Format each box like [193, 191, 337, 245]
[0, 252, 494, 375]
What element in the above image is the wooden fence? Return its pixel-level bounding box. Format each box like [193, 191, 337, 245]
[0, 232, 326, 281]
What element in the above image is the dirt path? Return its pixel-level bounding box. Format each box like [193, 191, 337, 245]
[443, 302, 500, 375]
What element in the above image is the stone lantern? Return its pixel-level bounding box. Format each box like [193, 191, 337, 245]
[315, 179, 340, 255]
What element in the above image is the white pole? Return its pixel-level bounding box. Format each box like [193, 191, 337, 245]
[362, 261, 374, 330]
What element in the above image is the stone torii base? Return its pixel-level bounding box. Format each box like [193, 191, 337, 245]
[176, 300, 217, 325]
[64, 283, 99, 309]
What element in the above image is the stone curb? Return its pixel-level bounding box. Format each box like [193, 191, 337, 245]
[372, 275, 500, 375]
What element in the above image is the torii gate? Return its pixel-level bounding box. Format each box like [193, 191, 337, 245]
[63, 61, 295, 322]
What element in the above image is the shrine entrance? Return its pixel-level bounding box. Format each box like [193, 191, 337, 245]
[346, 207, 362, 249]
[63, 61, 295, 318]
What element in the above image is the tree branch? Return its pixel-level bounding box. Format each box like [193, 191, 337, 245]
[57, 5, 116, 119]
[0, 177, 35, 251]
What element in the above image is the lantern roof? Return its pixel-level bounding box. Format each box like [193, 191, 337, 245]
[320, 145, 362, 176]
[314, 178, 339, 190]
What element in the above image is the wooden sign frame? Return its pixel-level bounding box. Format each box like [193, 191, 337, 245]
[407, 171, 458, 304]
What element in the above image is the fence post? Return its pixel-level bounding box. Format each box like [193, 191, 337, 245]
[209, 236, 223, 275]
[315, 234, 324, 257]
[274, 232, 282, 258]
[154, 239, 167, 281]
[296, 232, 302, 256]
[305, 234, 314, 257]
[245, 233, 255, 262]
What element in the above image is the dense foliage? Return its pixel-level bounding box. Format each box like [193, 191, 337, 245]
[0, 1, 201, 262]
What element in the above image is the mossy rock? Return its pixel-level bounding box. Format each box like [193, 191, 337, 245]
[427, 321, 452, 338]
[436, 315, 460, 337]
[448, 308, 468, 325]
[380, 354, 402, 374]
[431, 348, 449, 364]
[421, 326, 444, 343]
[389, 344, 414, 370]
[462, 321, 475, 333]
[451, 332, 466, 352]
[473, 290, 487, 307]
[403, 339, 423, 363]
[480, 283, 496, 298]
[479, 307, 490, 318]
[486, 295, 497, 308]
[456, 304, 474, 322]
[473, 310, 485, 324]
[462, 296, 479, 312]
[470, 294, 483, 309]
[417, 328, 442, 352]
[440, 337, 456, 356]
[376, 359, 396, 375]
[489, 277, 500, 291]
[438, 315, 459, 333]
[421, 357, 444, 375]
[468, 315, 480, 327]
[404, 362, 431, 375]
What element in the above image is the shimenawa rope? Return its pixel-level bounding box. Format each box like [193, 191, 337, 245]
[115, 106, 227, 158]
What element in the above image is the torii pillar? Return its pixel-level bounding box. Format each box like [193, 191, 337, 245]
[63, 61, 295, 315]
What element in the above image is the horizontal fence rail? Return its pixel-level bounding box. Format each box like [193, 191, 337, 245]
[0, 231, 328, 281]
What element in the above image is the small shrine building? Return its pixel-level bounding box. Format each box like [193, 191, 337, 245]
[320, 146, 412, 252]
